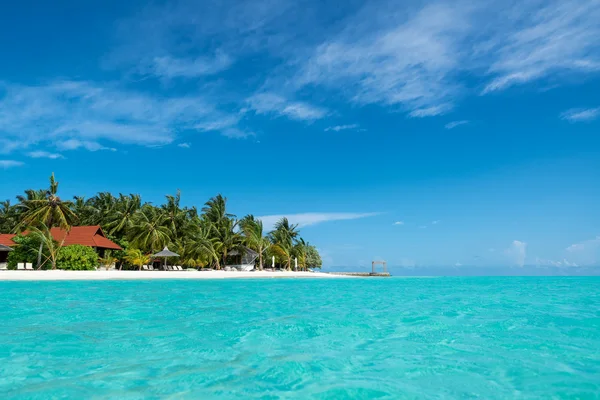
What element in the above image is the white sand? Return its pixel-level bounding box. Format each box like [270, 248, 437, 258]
[0, 270, 351, 281]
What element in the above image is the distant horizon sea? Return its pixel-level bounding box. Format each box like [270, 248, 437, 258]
[1, 277, 599, 398]
[324, 265, 600, 276]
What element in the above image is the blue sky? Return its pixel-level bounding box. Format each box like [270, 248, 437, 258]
[1, 0, 599, 272]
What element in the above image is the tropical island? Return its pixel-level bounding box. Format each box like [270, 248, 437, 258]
[0, 174, 322, 273]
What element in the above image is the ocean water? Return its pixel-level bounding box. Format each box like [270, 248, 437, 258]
[1, 277, 599, 399]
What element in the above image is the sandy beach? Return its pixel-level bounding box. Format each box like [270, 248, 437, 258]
[0, 270, 350, 281]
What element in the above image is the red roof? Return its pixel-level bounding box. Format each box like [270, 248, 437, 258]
[0, 234, 16, 247]
[0, 226, 121, 250]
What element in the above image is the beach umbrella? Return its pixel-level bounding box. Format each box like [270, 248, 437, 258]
[152, 247, 180, 270]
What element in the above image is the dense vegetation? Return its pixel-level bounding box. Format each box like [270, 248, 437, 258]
[1, 174, 322, 271]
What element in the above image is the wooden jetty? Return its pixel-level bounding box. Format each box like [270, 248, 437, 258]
[328, 272, 391, 277]
[328, 260, 391, 277]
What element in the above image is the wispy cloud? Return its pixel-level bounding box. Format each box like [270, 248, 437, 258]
[151, 52, 233, 79]
[505, 240, 527, 267]
[560, 107, 600, 122]
[27, 151, 64, 159]
[393, 221, 404, 226]
[101, 0, 600, 125]
[246, 93, 327, 121]
[257, 212, 380, 230]
[291, 0, 600, 116]
[0, 80, 252, 153]
[567, 236, 600, 253]
[56, 139, 116, 152]
[431, 220, 441, 225]
[177, 143, 191, 148]
[566, 236, 600, 265]
[535, 257, 579, 267]
[324, 124, 359, 132]
[445, 120, 469, 129]
[481, 0, 600, 93]
[0, 160, 24, 168]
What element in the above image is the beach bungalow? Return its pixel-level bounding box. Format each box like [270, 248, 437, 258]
[0, 225, 122, 257]
[0, 244, 13, 269]
[226, 247, 259, 271]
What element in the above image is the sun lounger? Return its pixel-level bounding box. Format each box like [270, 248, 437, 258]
[17, 263, 25, 270]
[25, 263, 33, 270]
[142, 265, 148, 270]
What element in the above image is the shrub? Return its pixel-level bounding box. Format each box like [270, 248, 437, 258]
[7, 234, 42, 270]
[56, 245, 99, 270]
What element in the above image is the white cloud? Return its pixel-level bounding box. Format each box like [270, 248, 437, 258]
[567, 236, 600, 252]
[455, 261, 462, 267]
[560, 107, 600, 122]
[27, 151, 64, 159]
[56, 139, 115, 152]
[535, 257, 579, 267]
[419, 225, 427, 229]
[0, 160, 24, 168]
[257, 212, 380, 231]
[393, 221, 404, 225]
[151, 52, 233, 79]
[246, 93, 327, 121]
[292, 0, 600, 116]
[445, 120, 469, 129]
[431, 220, 441, 225]
[409, 104, 453, 118]
[324, 124, 359, 132]
[178, 143, 191, 148]
[0, 80, 252, 154]
[505, 240, 527, 267]
[100, 0, 600, 125]
[566, 236, 600, 265]
[481, 0, 600, 93]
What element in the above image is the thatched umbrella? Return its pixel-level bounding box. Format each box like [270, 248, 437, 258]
[152, 247, 179, 270]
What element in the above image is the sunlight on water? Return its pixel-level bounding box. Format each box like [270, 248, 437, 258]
[1, 277, 599, 399]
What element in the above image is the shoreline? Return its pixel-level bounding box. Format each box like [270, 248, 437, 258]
[0, 270, 353, 281]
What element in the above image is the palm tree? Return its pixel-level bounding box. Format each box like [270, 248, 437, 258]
[129, 205, 171, 253]
[0, 200, 19, 233]
[182, 219, 218, 269]
[216, 218, 244, 269]
[28, 223, 68, 270]
[104, 194, 142, 236]
[18, 173, 77, 268]
[240, 215, 270, 270]
[201, 194, 242, 269]
[18, 173, 77, 229]
[269, 217, 299, 270]
[162, 190, 192, 239]
[124, 248, 150, 270]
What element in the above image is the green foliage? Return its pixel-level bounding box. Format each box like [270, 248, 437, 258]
[305, 245, 322, 269]
[5, 178, 321, 271]
[6, 235, 41, 269]
[56, 245, 99, 270]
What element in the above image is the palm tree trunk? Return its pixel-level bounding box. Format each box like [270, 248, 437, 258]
[259, 251, 263, 270]
[36, 242, 43, 269]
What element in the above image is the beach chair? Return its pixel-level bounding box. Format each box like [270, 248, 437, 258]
[17, 263, 25, 270]
[142, 265, 148, 270]
[25, 263, 33, 270]
[176, 266, 182, 271]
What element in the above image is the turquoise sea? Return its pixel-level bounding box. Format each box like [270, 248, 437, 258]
[1, 277, 599, 399]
